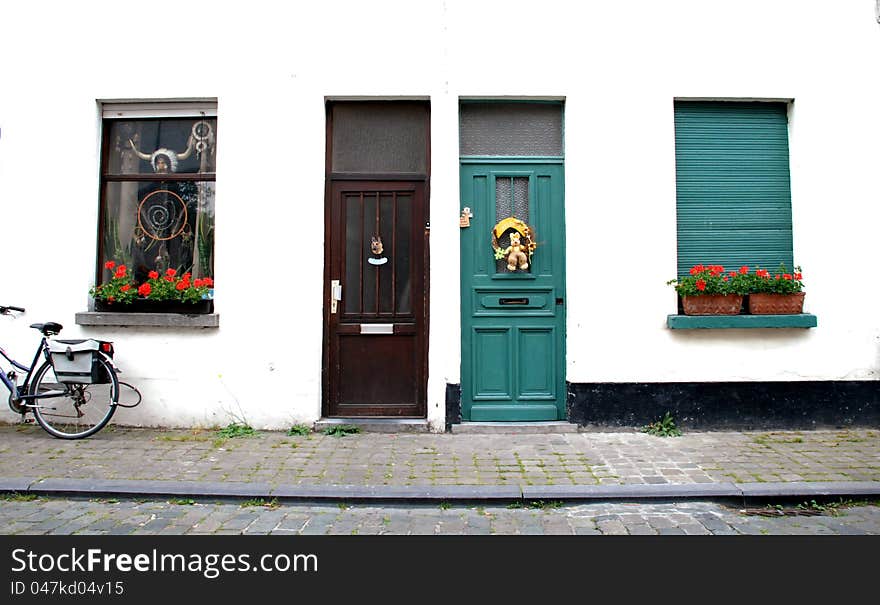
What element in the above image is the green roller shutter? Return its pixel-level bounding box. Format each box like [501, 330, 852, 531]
[674, 101, 794, 278]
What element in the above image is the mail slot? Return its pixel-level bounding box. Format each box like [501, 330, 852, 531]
[360, 323, 394, 334]
[499, 297, 529, 305]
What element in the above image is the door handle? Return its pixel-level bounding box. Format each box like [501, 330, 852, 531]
[330, 280, 342, 314]
[499, 297, 529, 305]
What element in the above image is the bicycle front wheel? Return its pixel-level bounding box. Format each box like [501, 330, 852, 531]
[29, 357, 119, 439]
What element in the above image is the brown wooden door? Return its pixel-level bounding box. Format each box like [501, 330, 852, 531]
[324, 180, 427, 417]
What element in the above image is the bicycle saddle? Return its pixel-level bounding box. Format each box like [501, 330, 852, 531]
[30, 322, 63, 336]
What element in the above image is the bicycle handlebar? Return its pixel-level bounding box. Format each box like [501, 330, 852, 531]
[0, 305, 25, 314]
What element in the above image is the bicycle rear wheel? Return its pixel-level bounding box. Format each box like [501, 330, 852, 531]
[29, 357, 118, 439]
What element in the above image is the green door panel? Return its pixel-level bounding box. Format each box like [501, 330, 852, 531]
[460, 163, 565, 421]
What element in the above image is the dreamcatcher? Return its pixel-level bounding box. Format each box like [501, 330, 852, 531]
[129, 120, 215, 274]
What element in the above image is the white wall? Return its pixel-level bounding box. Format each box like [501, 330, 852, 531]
[1, 1, 878, 431]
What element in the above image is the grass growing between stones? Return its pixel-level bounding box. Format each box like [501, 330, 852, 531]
[0, 492, 43, 502]
[241, 498, 279, 509]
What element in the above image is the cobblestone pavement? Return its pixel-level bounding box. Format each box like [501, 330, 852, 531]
[1, 496, 878, 535]
[1, 425, 877, 487]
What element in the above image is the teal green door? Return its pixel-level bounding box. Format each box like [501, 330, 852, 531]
[460, 162, 566, 421]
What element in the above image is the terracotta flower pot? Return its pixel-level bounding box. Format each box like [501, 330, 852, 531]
[681, 294, 743, 315]
[748, 292, 805, 315]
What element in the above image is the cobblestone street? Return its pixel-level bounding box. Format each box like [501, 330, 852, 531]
[2, 496, 878, 535]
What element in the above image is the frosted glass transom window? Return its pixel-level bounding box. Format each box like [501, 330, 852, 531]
[460, 102, 563, 157]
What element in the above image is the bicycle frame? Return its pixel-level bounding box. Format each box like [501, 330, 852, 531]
[0, 338, 59, 404]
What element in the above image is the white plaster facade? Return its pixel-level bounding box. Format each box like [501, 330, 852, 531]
[1, 1, 878, 431]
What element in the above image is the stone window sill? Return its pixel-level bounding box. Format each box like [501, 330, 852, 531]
[75, 312, 219, 328]
[666, 314, 817, 329]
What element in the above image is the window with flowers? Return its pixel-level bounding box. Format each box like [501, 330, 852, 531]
[94, 101, 216, 311]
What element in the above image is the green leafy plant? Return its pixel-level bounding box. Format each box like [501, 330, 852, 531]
[1, 492, 42, 502]
[287, 424, 312, 436]
[747, 263, 804, 295]
[89, 261, 137, 304]
[91, 261, 213, 305]
[322, 424, 360, 437]
[527, 500, 564, 510]
[241, 498, 278, 509]
[667, 264, 751, 296]
[170, 498, 196, 505]
[668, 263, 804, 296]
[137, 268, 213, 303]
[642, 412, 682, 437]
[216, 422, 257, 439]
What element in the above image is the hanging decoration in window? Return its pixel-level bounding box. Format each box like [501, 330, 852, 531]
[491, 217, 537, 272]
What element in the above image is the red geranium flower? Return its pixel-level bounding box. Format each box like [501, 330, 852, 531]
[739, 266, 749, 274]
[148, 270, 159, 280]
[104, 260, 116, 270]
[121, 285, 131, 292]
[695, 279, 706, 291]
[138, 283, 151, 297]
[166, 268, 177, 277]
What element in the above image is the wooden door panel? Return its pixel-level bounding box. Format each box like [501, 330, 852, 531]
[516, 327, 555, 399]
[472, 328, 512, 399]
[337, 334, 417, 405]
[326, 181, 426, 417]
[460, 163, 565, 421]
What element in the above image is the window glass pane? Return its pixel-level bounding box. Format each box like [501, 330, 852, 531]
[106, 118, 217, 174]
[101, 181, 215, 283]
[362, 194, 378, 314]
[379, 194, 394, 315]
[395, 194, 412, 314]
[331, 102, 428, 174]
[460, 102, 563, 156]
[495, 176, 531, 273]
[344, 194, 362, 315]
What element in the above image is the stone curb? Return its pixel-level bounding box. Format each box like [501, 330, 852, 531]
[522, 483, 742, 500]
[3, 478, 880, 502]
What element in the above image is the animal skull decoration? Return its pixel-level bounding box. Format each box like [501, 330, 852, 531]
[128, 120, 214, 173]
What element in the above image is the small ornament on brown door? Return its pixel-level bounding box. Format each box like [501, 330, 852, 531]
[368, 235, 388, 266]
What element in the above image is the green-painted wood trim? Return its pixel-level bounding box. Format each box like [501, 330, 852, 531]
[666, 314, 817, 329]
[470, 404, 559, 421]
[459, 157, 564, 163]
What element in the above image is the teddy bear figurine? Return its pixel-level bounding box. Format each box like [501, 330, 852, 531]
[506, 232, 529, 271]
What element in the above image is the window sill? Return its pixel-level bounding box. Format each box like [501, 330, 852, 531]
[75, 312, 219, 328]
[666, 314, 817, 330]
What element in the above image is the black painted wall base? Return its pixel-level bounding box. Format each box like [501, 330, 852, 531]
[568, 381, 880, 430]
[445, 381, 880, 430]
[446, 384, 461, 429]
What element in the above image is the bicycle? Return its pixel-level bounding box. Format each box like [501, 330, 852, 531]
[1, 304, 140, 439]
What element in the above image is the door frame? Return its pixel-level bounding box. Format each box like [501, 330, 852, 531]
[459, 159, 566, 421]
[321, 100, 430, 418]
